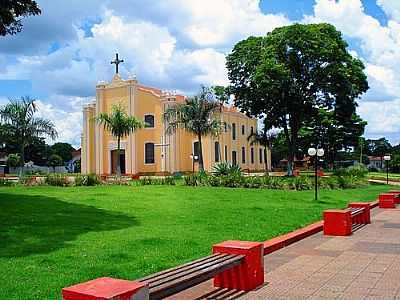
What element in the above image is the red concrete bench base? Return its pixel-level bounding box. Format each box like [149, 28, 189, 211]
[324, 209, 352, 236]
[379, 193, 397, 208]
[62, 277, 149, 300]
[388, 191, 400, 204]
[323, 202, 370, 236]
[213, 241, 264, 291]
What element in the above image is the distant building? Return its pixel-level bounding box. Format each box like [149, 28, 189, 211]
[66, 148, 81, 173]
[368, 156, 385, 170]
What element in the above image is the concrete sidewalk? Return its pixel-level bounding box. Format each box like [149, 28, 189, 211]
[170, 207, 400, 300]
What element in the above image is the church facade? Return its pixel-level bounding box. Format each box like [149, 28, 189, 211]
[81, 74, 271, 175]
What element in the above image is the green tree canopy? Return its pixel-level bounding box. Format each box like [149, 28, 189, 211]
[0, 97, 57, 173]
[0, 0, 41, 36]
[164, 87, 222, 171]
[6, 153, 21, 168]
[51, 142, 75, 163]
[226, 23, 369, 174]
[48, 154, 63, 172]
[298, 109, 367, 165]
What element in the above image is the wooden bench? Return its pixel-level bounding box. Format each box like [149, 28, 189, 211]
[62, 241, 264, 300]
[139, 253, 245, 299]
[323, 202, 370, 236]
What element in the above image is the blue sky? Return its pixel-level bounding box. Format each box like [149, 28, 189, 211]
[1, 0, 400, 147]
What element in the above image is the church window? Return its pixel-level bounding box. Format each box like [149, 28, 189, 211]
[144, 115, 155, 128]
[145, 143, 155, 164]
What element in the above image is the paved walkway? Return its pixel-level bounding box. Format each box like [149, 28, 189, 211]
[368, 179, 400, 185]
[170, 207, 400, 299]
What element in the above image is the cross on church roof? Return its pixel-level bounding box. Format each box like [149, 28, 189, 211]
[111, 53, 124, 74]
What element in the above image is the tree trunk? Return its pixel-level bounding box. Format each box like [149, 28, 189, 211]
[283, 124, 295, 176]
[19, 143, 25, 177]
[198, 133, 204, 171]
[264, 151, 268, 174]
[116, 136, 121, 177]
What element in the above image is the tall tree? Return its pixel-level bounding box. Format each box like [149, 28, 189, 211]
[298, 109, 367, 166]
[226, 23, 369, 175]
[366, 137, 392, 166]
[97, 104, 143, 176]
[0, 97, 57, 173]
[164, 87, 222, 171]
[51, 142, 74, 163]
[0, 0, 41, 36]
[247, 119, 276, 172]
[48, 154, 63, 173]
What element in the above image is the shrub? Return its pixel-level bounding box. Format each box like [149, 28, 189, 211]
[75, 174, 99, 186]
[139, 176, 175, 186]
[184, 174, 200, 186]
[287, 176, 313, 190]
[46, 174, 68, 186]
[0, 178, 15, 187]
[212, 162, 243, 177]
[334, 164, 368, 178]
[242, 176, 263, 189]
[262, 176, 286, 189]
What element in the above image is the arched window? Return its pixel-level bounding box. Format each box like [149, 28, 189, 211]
[251, 147, 254, 164]
[193, 141, 200, 161]
[215, 141, 220, 162]
[232, 151, 237, 165]
[242, 146, 246, 164]
[144, 115, 155, 128]
[232, 123, 236, 140]
[145, 143, 155, 164]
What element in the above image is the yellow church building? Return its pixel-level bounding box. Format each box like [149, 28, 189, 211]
[81, 70, 271, 176]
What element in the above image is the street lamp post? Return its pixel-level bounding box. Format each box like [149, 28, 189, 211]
[308, 147, 324, 201]
[384, 155, 391, 185]
[190, 154, 198, 173]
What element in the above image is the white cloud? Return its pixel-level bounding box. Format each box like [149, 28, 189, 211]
[377, 0, 400, 22]
[175, 0, 289, 47]
[35, 99, 89, 147]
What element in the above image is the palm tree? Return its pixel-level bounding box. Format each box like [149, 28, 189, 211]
[248, 120, 276, 173]
[97, 103, 143, 176]
[164, 87, 222, 171]
[0, 97, 57, 174]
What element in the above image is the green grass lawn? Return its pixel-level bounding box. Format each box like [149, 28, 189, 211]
[0, 184, 391, 299]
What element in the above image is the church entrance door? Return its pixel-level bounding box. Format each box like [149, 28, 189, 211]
[111, 149, 126, 174]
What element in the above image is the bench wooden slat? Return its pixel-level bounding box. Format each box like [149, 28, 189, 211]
[139, 253, 227, 283]
[147, 254, 245, 300]
[352, 223, 365, 232]
[350, 207, 364, 216]
[146, 254, 241, 288]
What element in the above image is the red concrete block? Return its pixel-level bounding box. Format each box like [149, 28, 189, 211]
[263, 221, 323, 255]
[388, 191, 400, 204]
[213, 240, 264, 291]
[323, 209, 352, 236]
[379, 193, 396, 208]
[348, 202, 371, 224]
[62, 277, 149, 300]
